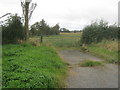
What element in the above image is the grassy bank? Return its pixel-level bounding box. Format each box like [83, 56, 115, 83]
[2, 44, 67, 88]
[82, 40, 118, 63]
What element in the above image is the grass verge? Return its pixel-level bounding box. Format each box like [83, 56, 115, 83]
[81, 40, 118, 64]
[2, 44, 67, 88]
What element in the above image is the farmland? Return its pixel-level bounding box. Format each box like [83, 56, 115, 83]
[30, 32, 81, 48]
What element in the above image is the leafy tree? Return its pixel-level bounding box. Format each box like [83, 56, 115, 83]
[30, 22, 40, 36]
[30, 19, 60, 36]
[2, 14, 24, 44]
[51, 24, 60, 35]
[39, 19, 50, 35]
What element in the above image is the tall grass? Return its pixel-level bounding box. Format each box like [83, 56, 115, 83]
[2, 44, 67, 88]
[83, 40, 118, 63]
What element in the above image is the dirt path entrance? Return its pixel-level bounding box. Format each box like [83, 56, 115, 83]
[58, 50, 118, 88]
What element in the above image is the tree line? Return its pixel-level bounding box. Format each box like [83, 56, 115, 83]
[2, 14, 119, 45]
[1, 14, 61, 44]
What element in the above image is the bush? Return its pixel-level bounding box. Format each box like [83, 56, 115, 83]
[2, 14, 25, 44]
[80, 20, 118, 45]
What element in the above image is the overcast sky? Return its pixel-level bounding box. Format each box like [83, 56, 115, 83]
[0, 0, 119, 30]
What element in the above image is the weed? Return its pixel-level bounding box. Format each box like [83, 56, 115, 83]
[79, 60, 103, 67]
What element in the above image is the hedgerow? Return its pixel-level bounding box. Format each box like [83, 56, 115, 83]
[80, 20, 118, 45]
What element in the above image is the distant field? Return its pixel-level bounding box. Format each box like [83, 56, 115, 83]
[29, 32, 81, 47]
[2, 44, 67, 88]
[43, 32, 81, 47]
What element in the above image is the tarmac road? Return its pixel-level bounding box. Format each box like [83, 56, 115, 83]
[58, 50, 118, 88]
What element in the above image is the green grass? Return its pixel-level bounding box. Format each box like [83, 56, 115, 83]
[83, 40, 118, 64]
[2, 44, 67, 88]
[30, 32, 81, 48]
[79, 60, 103, 67]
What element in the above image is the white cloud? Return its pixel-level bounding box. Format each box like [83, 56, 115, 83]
[0, 0, 119, 30]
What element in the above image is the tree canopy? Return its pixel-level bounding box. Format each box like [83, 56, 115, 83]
[30, 19, 60, 36]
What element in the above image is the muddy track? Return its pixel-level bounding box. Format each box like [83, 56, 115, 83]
[58, 50, 118, 88]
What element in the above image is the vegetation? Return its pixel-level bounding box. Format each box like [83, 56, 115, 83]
[79, 20, 118, 64]
[79, 60, 103, 67]
[30, 19, 60, 36]
[2, 13, 118, 89]
[80, 20, 118, 45]
[81, 40, 118, 64]
[2, 44, 67, 88]
[30, 32, 81, 48]
[44, 34, 80, 47]
[2, 14, 24, 44]
[60, 28, 70, 33]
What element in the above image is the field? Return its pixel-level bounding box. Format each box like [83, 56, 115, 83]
[44, 33, 81, 47]
[30, 32, 81, 48]
[2, 44, 67, 88]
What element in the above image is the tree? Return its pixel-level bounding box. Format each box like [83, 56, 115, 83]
[30, 22, 40, 36]
[61, 28, 70, 33]
[2, 14, 24, 44]
[51, 24, 60, 35]
[39, 19, 50, 35]
[30, 19, 60, 36]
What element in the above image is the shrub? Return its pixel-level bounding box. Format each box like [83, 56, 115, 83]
[80, 20, 118, 45]
[2, 14, 25, 44]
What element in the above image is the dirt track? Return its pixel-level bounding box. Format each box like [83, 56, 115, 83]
[58, 50, 118, 88]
